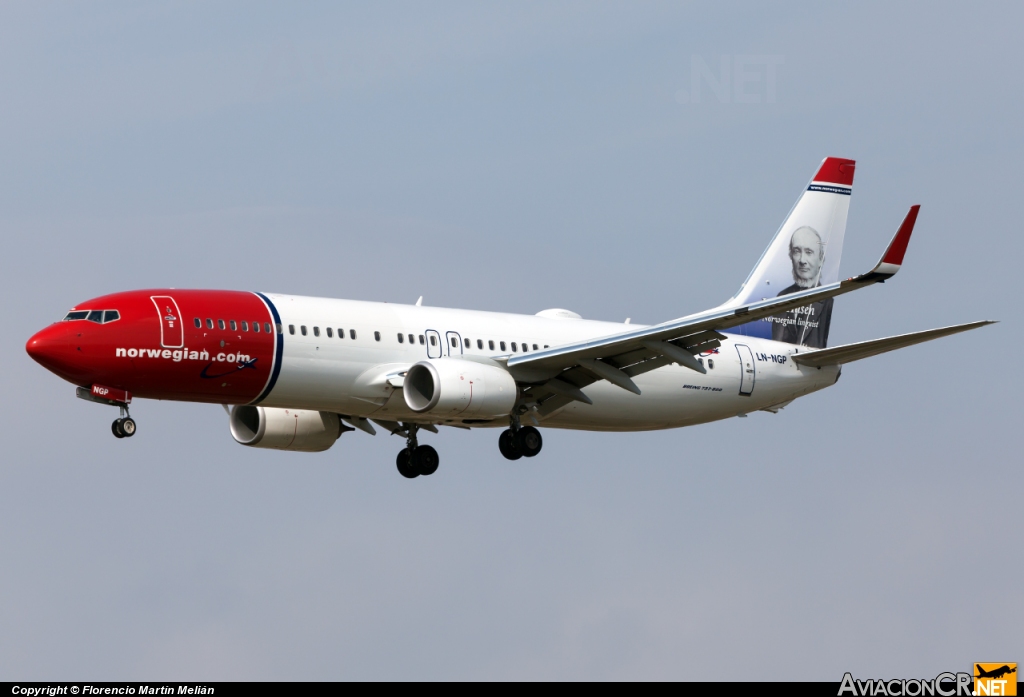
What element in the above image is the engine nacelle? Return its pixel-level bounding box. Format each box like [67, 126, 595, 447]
[404, 359, 517, 418]
[230, 406, 343, 452]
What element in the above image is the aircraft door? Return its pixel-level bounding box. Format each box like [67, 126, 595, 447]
[736, 344, 755, 396]
[425, 329, 442, 359]
[446, 331, 463, 357]
[151, 295, 184, 348]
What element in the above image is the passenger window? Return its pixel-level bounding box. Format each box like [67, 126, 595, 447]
[500, 341, 506, 351]
[314, 327, 321, 337]
[274, 323, 280, 334]
[253, 322, 260, 333]
[338, 328, 345, 339]
[218, 319, 225, 330]
[350, 329, 357, 340]
[397, 333, 404, 343]
[418, 335, 424, 345]
[374, 331, 381, 342]
[194, 318, 201, 328]
[326, 327, 333, 338]
[533, 344, 538, 351]
[451, 337, 458, 348]
[708, 359, 715, 370]
[242, 321, 248, 331]
[230, 320, 237, 331]
[289, 325, 295, 335]
[63, 311, 90, 321]
[464, 338, 470, 348]
[429, 335, 437, 346]
[206, 319, 214, 329]
[408, 334, 415, 344]
[477, 339, 484, 349]
[488, 340, 495, 350]
[511, 342, 517, 352]
[301, 326, 307, 336]
[544, 345, 549, 349]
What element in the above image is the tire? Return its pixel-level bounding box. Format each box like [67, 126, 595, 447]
[120, 417, 137, 437]
[112, 419, 125, 438]
[498, 429, 522, 460]
[413, 445, 439, 476]
[396, 448, 419, 478]
[515, 426, 543, 457]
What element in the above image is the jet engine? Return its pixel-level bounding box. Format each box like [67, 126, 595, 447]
[230, 405, 343, 452]
[404, 359, 517, 418]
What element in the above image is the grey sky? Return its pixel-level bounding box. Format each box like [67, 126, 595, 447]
[1, 1, 1020, 680]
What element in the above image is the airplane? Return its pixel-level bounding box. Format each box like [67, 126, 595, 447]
[976, 666, 1016, 680]
[25, 157, 995, 479]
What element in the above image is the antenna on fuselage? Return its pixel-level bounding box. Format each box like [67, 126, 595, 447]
[415, 296, 423, 306]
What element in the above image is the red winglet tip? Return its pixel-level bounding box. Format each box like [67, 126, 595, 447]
[813, 157, 856, 186]
[882, 205, 920, 266]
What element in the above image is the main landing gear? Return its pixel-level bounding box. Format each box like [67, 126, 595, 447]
[111, 405, 136, 439]
[499, 418, 543, 460]
[396, 424, 439, 479]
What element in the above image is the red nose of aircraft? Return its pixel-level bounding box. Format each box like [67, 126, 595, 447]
[25, 321, 98, 388]
[26, 323, 72, 372]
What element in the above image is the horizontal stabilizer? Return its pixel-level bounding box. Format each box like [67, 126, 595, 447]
[791, 320, 995, 368]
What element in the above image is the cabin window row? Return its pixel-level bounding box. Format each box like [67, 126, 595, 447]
[288, 325, 358, 340]
[281, 324, 551, 353]
[194, 317, 278, 334]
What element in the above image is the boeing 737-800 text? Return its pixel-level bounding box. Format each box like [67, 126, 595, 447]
[26, 158, 994, 478]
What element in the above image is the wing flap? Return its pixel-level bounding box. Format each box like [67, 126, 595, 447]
[791, 321, 995, 368]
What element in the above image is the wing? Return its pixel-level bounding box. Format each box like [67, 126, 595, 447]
[791, 321, 995, 368]
[508, 206, 921, 417]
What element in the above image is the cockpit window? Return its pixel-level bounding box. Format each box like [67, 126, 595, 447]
[63, 309, 120, 323]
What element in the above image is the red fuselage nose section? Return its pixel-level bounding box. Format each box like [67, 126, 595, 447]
[26, 290, 281, 405]
[26, 322, 80, 381]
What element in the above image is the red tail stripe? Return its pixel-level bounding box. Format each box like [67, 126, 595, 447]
[813, 157, 856, 186]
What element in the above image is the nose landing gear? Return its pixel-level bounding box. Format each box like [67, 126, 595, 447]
[111, 405, 136, 439]
[395, 424, 439, 479]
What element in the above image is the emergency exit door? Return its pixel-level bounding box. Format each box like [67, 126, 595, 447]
[736, 344, 756, 396]
[446, 331, 463, 356]
[425, 329, 442, 359]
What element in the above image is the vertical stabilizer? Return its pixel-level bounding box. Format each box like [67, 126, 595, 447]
[725, 157, 855, 348]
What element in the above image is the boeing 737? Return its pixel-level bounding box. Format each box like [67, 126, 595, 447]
[26, 158, 994, 478]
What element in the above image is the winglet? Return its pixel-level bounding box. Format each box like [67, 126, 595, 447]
[872, 205, 920, 276]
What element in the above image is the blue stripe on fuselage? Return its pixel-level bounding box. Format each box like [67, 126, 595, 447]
[253, 292, 284, 404]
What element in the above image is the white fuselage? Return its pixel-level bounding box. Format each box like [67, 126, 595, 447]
[259, 294, 840, 431]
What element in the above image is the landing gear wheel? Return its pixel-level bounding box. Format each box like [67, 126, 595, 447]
[112, 419, 125, 438]
[498, 429, 522, 460]
[396, 448, 419, 479]
[120, 417, 136, 437]
[514, 426, 542, 457]
[413, 445, 440, 476]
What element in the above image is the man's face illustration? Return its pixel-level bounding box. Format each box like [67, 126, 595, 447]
[789, 227, 823, 287]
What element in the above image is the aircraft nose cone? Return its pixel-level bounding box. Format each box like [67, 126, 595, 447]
[26, 323, 71, 371]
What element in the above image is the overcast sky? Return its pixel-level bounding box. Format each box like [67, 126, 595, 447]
[2, 1, 1020, 680]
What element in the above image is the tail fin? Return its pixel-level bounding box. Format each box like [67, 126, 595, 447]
[725, 157, 855, 348]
